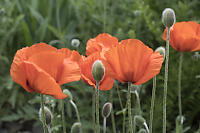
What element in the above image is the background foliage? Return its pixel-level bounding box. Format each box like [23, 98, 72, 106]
[0, 0, 200, 132]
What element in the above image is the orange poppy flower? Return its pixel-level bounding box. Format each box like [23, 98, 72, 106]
[86, 33, 118, 56]
[104, 39, 163, 85]
[10, 43, 81, 99]
[79, 53, 114, 90]
[163, 21, 200, 52]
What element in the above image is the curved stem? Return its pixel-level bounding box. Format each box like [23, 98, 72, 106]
[40, 94, 47, 133]
[47, 125, 52, 133]
[103, 117, 107, 133]
[134, 90, 141, 115]
[61, 99, 66, 133]
[144, 122, 149, 133]
[163, 27, 170, 133]
[70, 100, 81, 122]
[95, 82, 100, 133]
[127, 82, 133, 133]
[178, 52, 183, 132]
[149, 76, 157, 133]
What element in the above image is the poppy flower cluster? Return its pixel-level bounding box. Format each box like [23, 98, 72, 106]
[10, 33, 164, 99]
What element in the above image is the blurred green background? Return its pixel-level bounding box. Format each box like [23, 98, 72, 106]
[0, 0, 200, 132]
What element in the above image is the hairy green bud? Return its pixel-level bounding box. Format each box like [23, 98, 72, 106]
[92, 60, 105, 82]
[39, 106, 53, 125]
[63, 89, 73, 100]
[102, 102, 112, 118]
[162, 8, 176, 27]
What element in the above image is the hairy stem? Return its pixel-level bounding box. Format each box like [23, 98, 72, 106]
[40, 94, 47, 133]
[149, 76, 157, 133]
[163, 27, 170, 133]
[103, 117, 107, 133]
[128, 82, 133, 133]
[61, 99, 66, 133]
[95, 82, 100, 133]
[178, 52, 183, 132]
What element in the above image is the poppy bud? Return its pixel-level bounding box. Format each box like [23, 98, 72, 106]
[102, 102, 112, 118]
[162, 8, 176, 27]
[155, 46, 166, 61]
[138, 129, 147, 133]
[39, 106, 53, 125]
[71, 122, 82, 133]
[92, 60, 105, 82]
[71, 39, 80, 48]
[63, 89, 73, 101]
[134, 115, 146, 127]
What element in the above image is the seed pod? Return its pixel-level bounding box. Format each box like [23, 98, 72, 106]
[71, 122, 82, 133]
[102, 102, 112, 118]
[92, 60, 105, 82]
[162, 8, 176, 27]
[63, 89, 73, 101]
[39, 106, 53, 125]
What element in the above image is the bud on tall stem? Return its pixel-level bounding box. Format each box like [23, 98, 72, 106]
[162, 7, 176, 133]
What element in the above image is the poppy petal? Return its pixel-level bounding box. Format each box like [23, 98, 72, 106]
[10, 47, 33, 92]
[57, 59, 81, 85]
[86, 33, 118, 56]
[135, 52, 163, 85]
[23, 61, 66, 99]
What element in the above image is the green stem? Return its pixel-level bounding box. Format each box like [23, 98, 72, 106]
[128, 82, 133, 133]
[178, 52, 183, 132]
[40, 94, 47, 133]
[110, 88, 117, 133]
[103, 117, 107, 133]
[149, 76, 157, 133]
[61, 99, 66, 133]
[92, 92, 96, 132]
[134, 90, 141, 115]
[95, 82, 100, 133]
[70, 100, 81, 122]
[163, 27, 170, 133]
[144, 122, 150, 133]
[116, 82, 125, 133]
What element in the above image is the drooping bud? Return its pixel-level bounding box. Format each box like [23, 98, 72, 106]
[102, 102, 112, 118]
[155, 46, 166, 61]
[71, 39, 80, 48]
[92, 60, 105, 82]
[39, 106, 53, 125]
[63, 89, 73, 101]
[162, 8, 176, 27]
[71, 122, 82, 133]
[134, 115, 146, 127]
[138, 129, 147, 133]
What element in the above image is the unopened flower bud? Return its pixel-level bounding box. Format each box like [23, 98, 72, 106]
[92, 60, 105, 82]
[71, 122, 82, 133]
[39, 106, 53, 125]
[102, 102, 112, 118]
[155, 46, 166, 61]
[138, 129, 147, 133]
[71, 39, 80, 48]
[134, 115, 146, 127]
[63, 89, 73, 100]
[162, 8, 176, 27]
